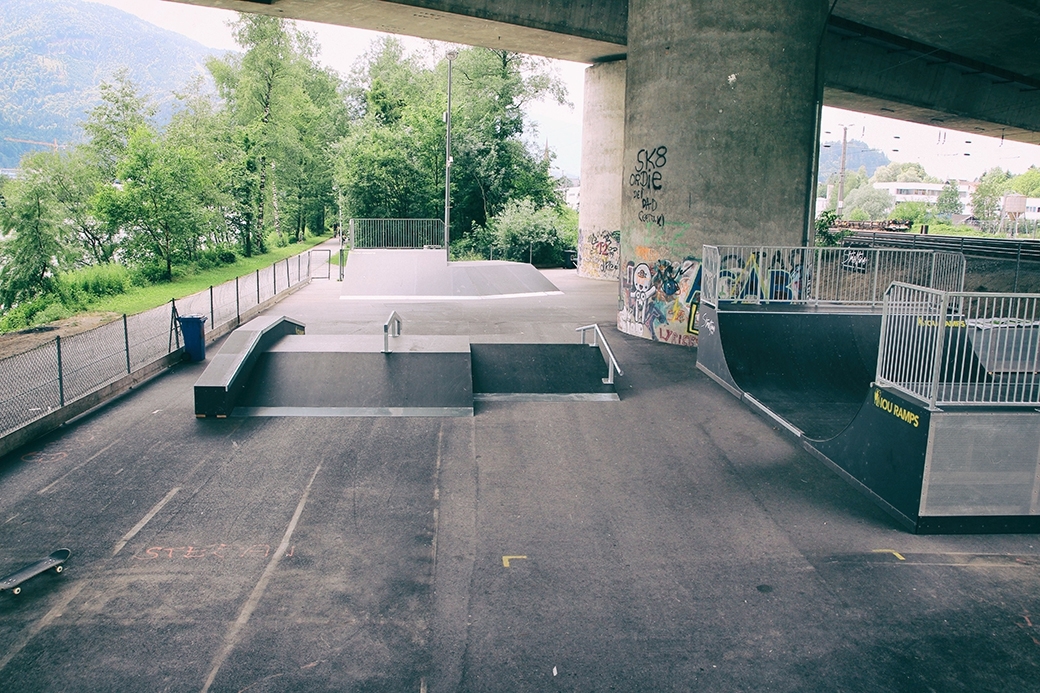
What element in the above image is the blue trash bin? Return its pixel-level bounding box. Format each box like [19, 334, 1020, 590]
[178, 314, 208, 361]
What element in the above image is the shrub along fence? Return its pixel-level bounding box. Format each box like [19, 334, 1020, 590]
[0, 252, 318, 457]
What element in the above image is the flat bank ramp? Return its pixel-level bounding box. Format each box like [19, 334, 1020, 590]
[341, 249, 560, 299]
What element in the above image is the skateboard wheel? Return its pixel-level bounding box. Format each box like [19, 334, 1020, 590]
[12, 586, 20, 595]
[54, 565, 63, 574]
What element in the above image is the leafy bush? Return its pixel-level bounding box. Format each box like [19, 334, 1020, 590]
[59, 264, 131, 299]
[486, 198, 573, 267]
[194, 247, 239, 270]
[131, 263, 180, 286]
[0, 295, 60, 333]
[814, 210, 850, 247]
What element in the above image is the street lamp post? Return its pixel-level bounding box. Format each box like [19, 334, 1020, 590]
[836, 123, 853, 217]
[444, 49, 458, 251]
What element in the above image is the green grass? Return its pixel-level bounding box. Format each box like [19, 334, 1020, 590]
[87, 235, 334, 316]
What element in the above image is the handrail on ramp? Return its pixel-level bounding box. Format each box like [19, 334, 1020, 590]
[576, 324, 623, 385]
[383, 311, 402, 353]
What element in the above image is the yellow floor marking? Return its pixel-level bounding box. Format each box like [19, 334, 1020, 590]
[502, 555, 527, 568]
[872, 549, 906, 561]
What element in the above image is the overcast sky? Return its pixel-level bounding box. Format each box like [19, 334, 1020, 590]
[88, 0, 1040, 183]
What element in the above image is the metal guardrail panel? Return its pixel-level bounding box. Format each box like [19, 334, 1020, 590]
[349, 219, 446, 249]
[700, 245, 966, 306]
[877, 282, 1040, 407]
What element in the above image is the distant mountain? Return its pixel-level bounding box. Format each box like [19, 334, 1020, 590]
[818, 139, 889, 180]
[0, 0, 228, 166]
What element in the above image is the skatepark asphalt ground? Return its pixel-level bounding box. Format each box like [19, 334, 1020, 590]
[2, 257, 1040, 692]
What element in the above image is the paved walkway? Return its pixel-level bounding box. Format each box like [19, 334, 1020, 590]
[0, 266, 1038, 692]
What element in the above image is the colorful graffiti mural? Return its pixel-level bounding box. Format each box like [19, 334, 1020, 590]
[578, 229, 621, 280]
[617, 250, 702, 347]
[717, 249, 807, 303]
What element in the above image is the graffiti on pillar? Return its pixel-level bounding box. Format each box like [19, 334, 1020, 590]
[617, 250, 702, 347]
[628, 146, 667, 228]
[578, 229, 621, 279]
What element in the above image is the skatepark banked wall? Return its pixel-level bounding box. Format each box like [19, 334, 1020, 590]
[698, 245, 1040, 534]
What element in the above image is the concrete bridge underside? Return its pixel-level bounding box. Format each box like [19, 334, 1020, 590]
[169, 0, 1040, 344]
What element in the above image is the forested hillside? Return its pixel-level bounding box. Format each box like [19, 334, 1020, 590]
[0, 0, 219, 166]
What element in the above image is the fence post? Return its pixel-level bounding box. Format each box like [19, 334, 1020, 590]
[349, 218, 355, 248]
[1015, 243, 1022, 293]
[209, 285, 215, 327]
[235, 276, 240, 321]
[256, 269, 260, 305]
[273, 263, 277, 295]
[56, 336, 64, 408]
[286, 257, 290, 288]
[928, 292, 950, 410]
[170, 299, 181, 352]
[123, 314, 131, 374]
[871, 251, 880, 306]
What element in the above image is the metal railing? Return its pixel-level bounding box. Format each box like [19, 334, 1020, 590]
[383, 311, 402, 353]
[0, 253, 313, 444]
[876, 282, 1040, 408]
[577, 324, 623, 385]
[701, 245, 965, 307]
[348, 218, 446, 249]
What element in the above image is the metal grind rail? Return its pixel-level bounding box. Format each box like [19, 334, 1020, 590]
[701, 245, 965, 307]
[877, 282, 1040, 408]
[383, 312, 402, 353]
[577, 324, 623, 385]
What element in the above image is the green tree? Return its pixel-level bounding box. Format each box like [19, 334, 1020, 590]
[334, 42, 566, 240]
[890, 201, 931, 225]
[209, 14, 343, 253]
[871, 162, 939, 183]
[825, 168, 869, 211]
[94, 128, 212, 280]
[971, 168, 1012, 231]
[82, 69, 157, 182]
[843, 185, 894, 220]
[449, 48, 567, 236]
[0, 155, 64, 306]
[935, 180, 963, 216]
[1009, 166, 1040, 198]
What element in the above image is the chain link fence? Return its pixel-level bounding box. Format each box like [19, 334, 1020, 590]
[0, 251, 319, 443]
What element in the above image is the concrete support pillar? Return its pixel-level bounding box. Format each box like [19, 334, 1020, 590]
[617, 0, 828, 345]
[577, 60, 626, 281]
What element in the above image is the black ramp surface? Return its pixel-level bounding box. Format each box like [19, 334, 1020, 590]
[718, 308, 882, 438]
[238, 351, 472, 409]
[470, 344, 614, 394]
[812, 386, 931, 527]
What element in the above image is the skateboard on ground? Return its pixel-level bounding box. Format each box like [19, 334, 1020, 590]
[0, 549, 71, 595]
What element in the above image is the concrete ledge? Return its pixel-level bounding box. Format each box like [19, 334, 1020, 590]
[194, 316, 306, 418]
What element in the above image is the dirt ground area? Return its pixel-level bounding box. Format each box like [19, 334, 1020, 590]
[0, 313, 122, 361]
[964, 257, 1040, 293]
